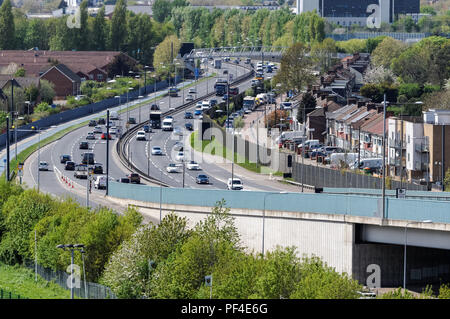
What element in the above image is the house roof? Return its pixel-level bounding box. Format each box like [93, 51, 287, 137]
[40, 64, 81, 83]
[360, 113, 388, 136]
[0, 75, 40, 89]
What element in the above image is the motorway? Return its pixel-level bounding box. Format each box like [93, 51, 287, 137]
[20, 59, 300, 211]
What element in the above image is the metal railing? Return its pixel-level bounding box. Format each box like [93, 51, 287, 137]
[0, 288, 26, 299]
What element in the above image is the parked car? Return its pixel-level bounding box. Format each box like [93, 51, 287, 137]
[38, 161, 49, 171]
[185, 122, 193, 131]
[196, 174, 209, 184]
[280, 102, 293, 110]
[93, 163, 103, 174]
[79, 141, 89, 149]
[88, 120, 97, 127]
[64, 161, 75, 171]
[86, 132, 96, 140]
[151, 146, 163, 155]
[101, 133, 112, 140]
[136, 130, 146, 141]
[60, 154, 71, 164]
[127, 173, 140, 184]
[186, 161, 201, 170]
[166, 163, 179, 173]
[185, 111, 193, 119]
[227, 178, 243, 190]
[127, 117, 136, 124]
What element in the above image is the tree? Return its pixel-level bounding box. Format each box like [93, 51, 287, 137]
[0, 0, 15, 49]
[311, 38, 337, 73]
[153, 35, 181, 76]
[152, 0, 172, 23]
[92, 6, 107, 51]
[25, 18, 49, 50]
[39, 80, 56, 104]
[273, 42, 316, 96]
[360, 83, 398, 103]
[109, 0, 128, 51]
[363, 64, 397, 85]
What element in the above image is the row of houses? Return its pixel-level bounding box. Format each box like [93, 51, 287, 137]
[300, 52, 449, 186]
[0, 50, 137, 103]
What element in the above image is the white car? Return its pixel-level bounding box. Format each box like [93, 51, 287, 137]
[227, 178, 243, 190]
[202, 101, 210, 110]
[280, 102, 293, 110]
[38, 161, 49, 171]
[93, 126, 103, 133]
[166, 163, 179, 173]
[136, 130, 146, 141]
[175, 152, 184, 162]
[94, 175, 107, 189]
[188, 88, 196, 94]
[151, 146, 163, 155]
[185, 94, 194, 102]
[186, 161, 201, 170]
[109, 126, 117, 135]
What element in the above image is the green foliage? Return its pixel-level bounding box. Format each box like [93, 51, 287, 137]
[378, 287, 416, 299]
[0, 0, 15, 50]
[444, 168, 450, 191]
[398, 83, 422, 100]
[360, 83, 398, 103]
[39, 79, 55, 105]
[14, 68, 26, 77]
[336, 39, 367, 54]
[439, 284, 450, 298]
[297, 92, 316, 123]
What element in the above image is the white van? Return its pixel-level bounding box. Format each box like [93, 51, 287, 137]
[162, 118, 173, 131]
[94, 176, 107, 189]
[299, 139, 320, 150]
[110, 111, 119, 120]
[227, 178, 243, 190]
[352, 158, 383, 170]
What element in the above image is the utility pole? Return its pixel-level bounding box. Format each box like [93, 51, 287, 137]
[6, 116, 10, 182]
[106, 110, 110, 195]
[382, 94, 387, 219]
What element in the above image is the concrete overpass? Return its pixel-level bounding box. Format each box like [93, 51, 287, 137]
[107, 182, 450, 290]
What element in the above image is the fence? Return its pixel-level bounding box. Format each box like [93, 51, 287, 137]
[0, 76, 181, 149]
[326, 31, 433, 42]
[24, 260, 116, 299]
[292, 161, 428, 191]
[0, 288, 26, 299]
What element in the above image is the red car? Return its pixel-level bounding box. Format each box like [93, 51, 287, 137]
[101, 133, 112, 140]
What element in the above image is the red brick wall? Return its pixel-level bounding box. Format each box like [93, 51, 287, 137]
[41, 68, 77, 98]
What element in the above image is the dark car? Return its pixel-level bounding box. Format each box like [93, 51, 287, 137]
[97, 118, 106, 125]
[127, 117, 136, 124]
[93, 163, 103, 174]
[150, 104, 160, 110]
[118, 177, 130, 183]
[88, 120, 97, 127]
[184, 111, 193, 119]
[60, 154, 71, 164]
[127, 173, 140, 184]
[79, 141, 89, 149]
[196, 174, 209, 184]
[209, 99, 217, 106]
[143, 125, 151, 133]
[64, 161, 75, 171]
[223, 70, 228, 75]
[185, 122, 193, 131]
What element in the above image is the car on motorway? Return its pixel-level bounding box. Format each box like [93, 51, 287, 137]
[184, 111, 193, 119]
[101, 133, 112, 140]
[127, 117, 136, 124]
[196, 101, 203, 109]
[109, 127, 117, 135]
[86, 132, 96, 140]
[202, 100, 210, 110]
[127, 173, 140, 184]
[38, 161, 49, 171]
[88, 120, 97, 127]
[118, 177, 130, 183]
[223, 69, 228, 75]
[150, 104, 160, 110]
[64, 161, 75, 171]
[173, 142, 183, 151]
[227, 178, 243, 190]
[151, 146, 163, 155]
[194, 109, 202, 116]
[93, 126, 103, 134]
[196, 174, 209, 184]
[186, 161, 201, 170]
[60, 154, 71, 164]
[185, 94, 194, 102]
[81, 152, 95, 165]
[233, 58, 240, 64]
[143, 125, 151, 133]
[136, 130, 146, 141]
[185, 122, 193, 131]
[209, 99, 217, 107]
[94, 176, 107, 189]
[97, 118, 106, 125]
[173, 126, 183, 136]
[93, 163, 103, 174]
[188, 88, 196, 94]
[166, 163, 179, 173]
[79, 141, 89, 149]
[74, 164, 88, 179]
[175, 152, 184, 162]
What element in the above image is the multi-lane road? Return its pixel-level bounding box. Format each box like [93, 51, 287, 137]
[21, 59, 296, 210]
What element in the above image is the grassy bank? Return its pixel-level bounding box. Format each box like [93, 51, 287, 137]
[189, 130, 279, 175]
[0, 263, 72, 299]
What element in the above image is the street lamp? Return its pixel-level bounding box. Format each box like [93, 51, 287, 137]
[262, 191, 288, 257]
[56, 243, 86, 299]
[138, 95, 144, 123]
[403, 220, 432, 290]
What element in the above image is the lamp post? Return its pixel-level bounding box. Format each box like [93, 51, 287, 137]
[56, 243, 86, 299]
[143, 65, 149, 95]
[262, 192, 288, 257]
[403, 220, 432, 290]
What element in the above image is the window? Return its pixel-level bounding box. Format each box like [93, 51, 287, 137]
[97, 73, 103, 80]
[89, 74, 94, 80]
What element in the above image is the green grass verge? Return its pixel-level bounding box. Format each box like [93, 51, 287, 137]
[0, 263, 73, 299]
[190, 130, 281, 175]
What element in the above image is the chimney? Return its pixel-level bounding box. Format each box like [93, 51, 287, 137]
[348, 97, 357, 105]
[357, 101, 366, 108]
[366, 103, 376, 111]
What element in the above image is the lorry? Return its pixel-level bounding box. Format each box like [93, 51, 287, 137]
[168, 87, 178, 97]
[214, 59, 222, 69]
[243, 96, 256, 111]
[214, 80, 228, 96]
[149, 112, 162, 129]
